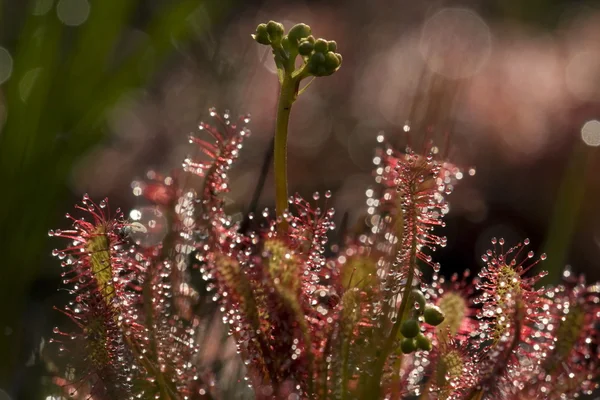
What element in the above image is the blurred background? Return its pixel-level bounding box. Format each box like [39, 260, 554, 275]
[1, 0, 600, 398]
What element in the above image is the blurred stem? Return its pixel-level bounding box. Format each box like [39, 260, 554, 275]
[467, 391, 485, 400]
[340, 329, 352, 400]
[0, 0, 233, 388]
[540, 141, 594, 285]
[240, 138, 274, 233]
[274, 74, 299, 232]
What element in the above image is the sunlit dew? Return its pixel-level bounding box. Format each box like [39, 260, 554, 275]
[0, 47, 14, 85]
[129, 209, 142, 221]
[57, 0, 90, 26]
[131, 181, 143, 196]
[581, 120, 600, 147]
[127, 206, 168, 248]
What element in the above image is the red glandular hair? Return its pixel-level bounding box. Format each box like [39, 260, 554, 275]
[524, 275, 600, 399]
[185, 109, 347, 398]
[470, 238, 551, 397]
[427, 270, 479, 343]
[371, 144, 450, 290]
[50, 196, 142, 398]
[52, 192, 213, 398]
[50, 105, 600, 400]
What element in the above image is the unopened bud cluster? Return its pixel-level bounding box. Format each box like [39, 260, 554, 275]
[253, 21, 342, 78]
[399, 290, 445, 354]
[45, 18, 600, 400]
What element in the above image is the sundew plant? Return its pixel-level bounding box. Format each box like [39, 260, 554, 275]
[47, 21, 600, 400]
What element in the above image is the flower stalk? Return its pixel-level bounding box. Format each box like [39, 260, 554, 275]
[45, 19, 600, 400]
[274, 74, 298, 230]
[253, 21, 342, 232]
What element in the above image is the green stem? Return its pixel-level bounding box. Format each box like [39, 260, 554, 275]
[540, 141, 594, 285]
[274, 75, 298, 231]
[340, 335, 351, 400]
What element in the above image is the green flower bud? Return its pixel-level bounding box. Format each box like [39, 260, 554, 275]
[400, 319, 420, 338]
[400, 338, 416, 354]
[288, 23, 311, 41]
[253, 24, 271, 45]
[437, 292, 468, 337]
[266, 21, 284, 41]
[411, 290, 427, 313]
[308, 51, 326, 74]
[327, 40, 337, 52]
[281, 36, 292, 52]
[415, 333, 432, 351]
[298, 40, 314, 56]
[310, 51, 326, 64]
[314, 38, 328, 53]
[424, 304, 445, 326]
[324, 52, 341, 72]
[316, 65, 328, 76]
[305, 35, 315, 44]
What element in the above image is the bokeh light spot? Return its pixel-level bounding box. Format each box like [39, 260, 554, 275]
[288, 93, 332, 151]
[565, 51, 600, 102]
[581, 120, 600, 147]
[127, 206, 167, 248]
[57, 0, 90, 26]
[0, 47, 14, 85]
[33, 0, 54, 16]
[420, 7, 491, 79]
